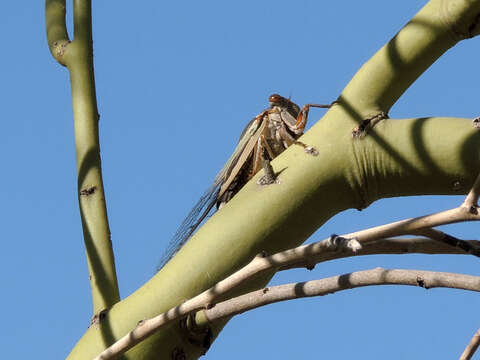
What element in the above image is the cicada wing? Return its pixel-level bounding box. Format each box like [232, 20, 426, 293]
[219, 115, 268, 198]
[158, 114, 265, 270]
[158, 178, 222, 269]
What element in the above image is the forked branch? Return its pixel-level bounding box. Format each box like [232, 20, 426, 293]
[93, 191, 480, 359]
[45, 0, 119, 313]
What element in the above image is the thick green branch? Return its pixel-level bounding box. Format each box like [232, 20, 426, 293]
[46, 0, 120, 313]
[66, 0, 480, 359]
[67, 115, 480, 359]
[339, 0, 480, 118]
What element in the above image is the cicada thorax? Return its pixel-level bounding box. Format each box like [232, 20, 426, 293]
[216, 99, 303, 208]
[159, 93, 329, 269]
[265, 105, 303, 154]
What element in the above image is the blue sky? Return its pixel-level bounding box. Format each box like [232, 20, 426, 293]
[1, 1, 479, 359]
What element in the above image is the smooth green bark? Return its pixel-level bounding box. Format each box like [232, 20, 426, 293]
[60, 0, 480, 359]
[46, 0, 120, 314]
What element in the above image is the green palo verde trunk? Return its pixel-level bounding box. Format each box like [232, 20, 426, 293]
[63, 0, 480, 359]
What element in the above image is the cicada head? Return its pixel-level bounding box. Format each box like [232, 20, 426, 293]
[269, 94, 300, 118]
[269, 94, 289, 107]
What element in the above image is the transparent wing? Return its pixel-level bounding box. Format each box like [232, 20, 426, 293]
[157, 176, 222, 269]
[158, 115, 264, 269]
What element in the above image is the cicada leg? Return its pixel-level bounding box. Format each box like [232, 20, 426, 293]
[278, 125, 319, 156]
[256, 135, 278, 185]
[293, 102, 335, 131]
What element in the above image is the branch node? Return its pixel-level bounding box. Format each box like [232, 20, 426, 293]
[352, 111, 389, 138]
[473, 117, 480, 130]
[89, 308, 107, 328]
[179, 314, 213, 354]
[50, 39, 71, 66]
[304, 145, 319, 156]
[327, 234, 363, 253]
[416, 276, 428, 289]
[256, 251, 268, 258]
[80, 185, 97, 196]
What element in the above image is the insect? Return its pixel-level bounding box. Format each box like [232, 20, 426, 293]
[158, 94, 332, 268]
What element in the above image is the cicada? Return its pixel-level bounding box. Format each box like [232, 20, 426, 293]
[159, 94, 332, 268]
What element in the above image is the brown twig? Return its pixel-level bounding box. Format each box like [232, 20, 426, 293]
[202, 268, 480, 322]
[413, 228, 480, 257]
[94, 199, 480, 359]
[460, 327, 480, 360]
[93, 171, 480, 359]
[462, 171, 480, 211]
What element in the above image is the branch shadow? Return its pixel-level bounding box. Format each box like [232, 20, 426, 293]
[77, 147, 116, 347]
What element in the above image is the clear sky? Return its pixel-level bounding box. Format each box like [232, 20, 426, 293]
[1, 1, 479, 359]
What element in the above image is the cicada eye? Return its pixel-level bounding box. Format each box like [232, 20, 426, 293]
[269, 94, 283, 104]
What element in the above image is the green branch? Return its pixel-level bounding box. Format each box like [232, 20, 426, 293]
[45, 0, 70, 66]
[65, 0, 480, 359]
[340, 0, 480, 118]
[46, 0, 120, 314]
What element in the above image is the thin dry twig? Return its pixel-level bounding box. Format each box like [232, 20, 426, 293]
[203, 268, 480, 322]
[413, 228, 480, 257]
[94, 176, 480, 359]
[94, 207, 479, 359]
[460, 327, 480, 360]
[284, 237, 479, 269]
[462, 171, 480, 210]
[342, 207, 479, 243]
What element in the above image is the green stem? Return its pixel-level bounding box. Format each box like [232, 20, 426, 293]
[65, 0, 480, 359]
[45, 0, 70, 66]
[46, 0, 120, 313]
[339, 0, 480, 118]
